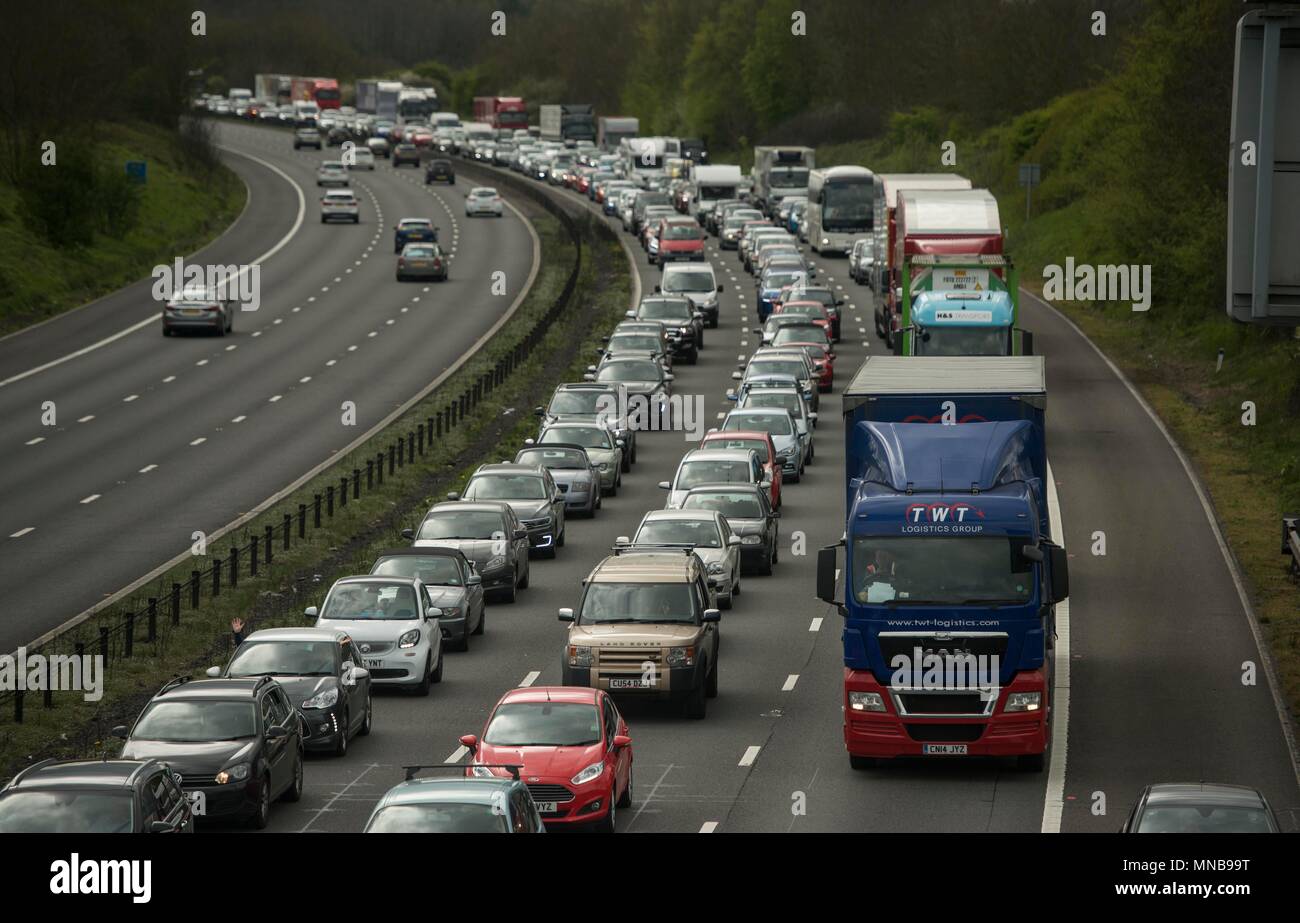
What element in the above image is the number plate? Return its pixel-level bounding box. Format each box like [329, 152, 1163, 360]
[922, 744, 968, 755]
[535, 802, 558, 814]
[364, 658, 383, 669]
[609, 678, 651, 690]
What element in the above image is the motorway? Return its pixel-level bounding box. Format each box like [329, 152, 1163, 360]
[4, 120, 1297, 831]
[0, 122, 534, 654]
[258, 154, 1300, 833]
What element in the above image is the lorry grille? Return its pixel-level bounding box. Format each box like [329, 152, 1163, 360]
[896, 692, 991, 716]
[599, 648, 663, 668]
[904, 724, 985, 743]
[877, 633, 1007, 663]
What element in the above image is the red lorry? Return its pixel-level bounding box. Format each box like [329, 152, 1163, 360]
[473, 96, 528, 131]
[291, 77, 341, 110]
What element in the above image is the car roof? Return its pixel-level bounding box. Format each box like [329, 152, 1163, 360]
[703, 429, 773, 443]
[399, 217, 432, 224]
[498, 685, 599, 706]
[332, 574, 422, 588]
[642, 508, 721, 523]
[555, 381, 623, 392]
[1142, 783, 1270, 806]
[426, 500, 511, 515]
[5, 759, 156, 791]
[151, 677, 270, 700]
[472, 464, 545, 477]
[682, 448, 757, 462]
[683, 483, 765, 496]
[518, 443, 588, 455]
[241, 627, 350, 644]
[381, 777, 519, 808]
[588, 552, 701, 583]
[374, 546, 466, 561]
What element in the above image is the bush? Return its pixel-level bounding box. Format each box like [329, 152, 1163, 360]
[17, 142, 141, 247]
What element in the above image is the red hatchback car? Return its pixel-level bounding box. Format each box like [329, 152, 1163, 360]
[461, 686, 633, 832]
[779, 340, 836, 392]
[655, 218, 706, 265]
[700, 429, 783, 510]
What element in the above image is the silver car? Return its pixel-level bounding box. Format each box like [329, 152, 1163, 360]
[514, 444, 601, 517]
[403, 501, 530, 603]
[624, 509, 743, 609]
[658, 448, 766, 509]
[680, 484, 780, 576]
[534, 423, 624, 495]
[738, 388, 816, 464]
[162, 286, 235, 337]
[720, 408, 803, 482]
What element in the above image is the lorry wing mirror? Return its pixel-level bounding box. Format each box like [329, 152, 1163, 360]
[1021, 544, 1044, 563]
[816, 544, 841, 607]
[1018, 329, 1034, 356]
[1048, 543, 1070, 603]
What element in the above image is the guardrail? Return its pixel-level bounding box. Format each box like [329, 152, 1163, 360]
[0, 156, 612, 727]
[1284, 514, 1300, 578]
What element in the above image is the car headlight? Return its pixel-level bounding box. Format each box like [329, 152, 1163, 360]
[707, 562, 724, 574]
[215, 763, 250, 784]
[398, 628, 422, 650]
[485, 556, 507, 571]
[301, 687, 339, 709]
[848, 691, 886, 712]
[470, 765, 495, 778]
[741, 534, 762, 545]
[822, 238, 830, 245]
[440, 604, 464, 620]
[598, 462, 610, 472]
[570, 761, 605, 786]
[1004, 692, 1040, 713]
[678, 325, 690, 335]
[664, 646, 695, 668]
[567, 645, 592, 668]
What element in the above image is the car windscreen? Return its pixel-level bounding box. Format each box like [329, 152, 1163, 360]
[772, 328, 827, 348]
[1135, 803, 1276, 833]
[637, 301, 691, 320]
[372, 555, 463, 586]
[749, 360, 807, 381]
[0, 791, 136, 833]
[484, 702, 601, 747]
[418, 511, 505, 540]
[725, 412, 792, 436]
[705, 438, 770, 462]
[366, 803, 510, 833]
[676, 460, 752, 489]
[465, 474, 547, 501]
[132, 701, 258, 742]
[742, 392, 801, 415]
[598, 362, 659, 382]
[608, 335, 661, 352]
[227, 640, 336, 677]
[662, 270, 715, 293]
[549, 391, 617, 414]
[517, 448, 588, 470]
[542, 427, 609, 449]
[635, 519, 722, 548]
[321, 583, 420, 620]
[664, 225, 704, 240]
[683, 492, 764, 520]
[579, 582, 696, 624]
[762, 271, 806, 290]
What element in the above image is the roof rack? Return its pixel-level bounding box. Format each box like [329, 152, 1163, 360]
[156, 675, 192, 697]
[402, 763, 522, 782]
[612, 542, 698, 556]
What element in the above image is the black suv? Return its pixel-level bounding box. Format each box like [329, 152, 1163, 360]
[116, 676, 304, 828]
[0, 758, 195, 833]
[426, 158, 455, 184]
[627, 296, 704, 362]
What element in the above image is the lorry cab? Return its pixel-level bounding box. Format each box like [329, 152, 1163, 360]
[908, 290, 1016, 356]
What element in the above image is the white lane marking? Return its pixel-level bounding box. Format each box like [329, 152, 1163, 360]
[385, 319, 395, 326]
[782, 674, 799, 691]
[739, 746, 761, 767]
[292, 307, 301, 314]
[196, 359, 208, 366]
[77, 415, 94, 423]
[10, 527, 34, 538]
[630, 763, 674, 828]
[367, 331, 377, 338]
[299, 376, 312, 383]
[273, 319, 283, 325]
[308, 296, 316, 303]
[189, 437, 206, 446]
[299, 762, 380, 833]
[163, 375, 176, 383]
[445, 745, 468, 763]
[231, 415, 246, 423]
[716, 411, 726, 420]
[123, 394, 139, 402]
[80, 494, 100, 504]
[268, 395, 282, 403]
[519, 670, 541, 687]
[347, 345, 357, 352]
[138, 464, 157, 474]
[699, 821, 719, 833]
[226, 343, 238, 349]
[0, 146, 306, 389]
[809, 617, 823, 631]
[1041, 461, 1071, 833]
[25, 437, 44, 446]
[251, 331, 261, 338]
[321, 286, 329, 292]
[325, 359, 337, 367]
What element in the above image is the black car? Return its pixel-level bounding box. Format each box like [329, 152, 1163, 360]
[1120, 783, 1281, 833]
[116, 676, 304, 829]
[426, 158, 455, 184]
[209, 628, 372, 757]
[327, 125, 352, 147]
[627, 295, 704, 362]
[679, 484, 780, 575]
[370, 546, 486, 651]
[0, 758, 195, 833]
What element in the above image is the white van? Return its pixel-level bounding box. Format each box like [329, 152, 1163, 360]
[658, 262, 723, 328]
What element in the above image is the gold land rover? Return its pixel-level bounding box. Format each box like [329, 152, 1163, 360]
[559, 548, 721, 719]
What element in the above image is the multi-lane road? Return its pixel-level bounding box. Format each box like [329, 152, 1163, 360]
[5, 121, 1297, 832]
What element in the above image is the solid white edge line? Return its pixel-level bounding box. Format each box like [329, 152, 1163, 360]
[15, 174, 542, 656]
[0, 145, 306, 390]
[1024, 289, 1300, 795]
[1041, 460, 1070, 833]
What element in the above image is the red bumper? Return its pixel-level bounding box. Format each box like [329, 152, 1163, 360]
[842, 667, 1047, 759]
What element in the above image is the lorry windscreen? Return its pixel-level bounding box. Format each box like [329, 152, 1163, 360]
[771, 168, 809, 188]
[915, 326, 1009, 357]
[850, 536, 1034, 606]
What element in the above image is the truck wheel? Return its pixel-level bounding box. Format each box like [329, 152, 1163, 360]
[682, 682, 707, 719]
[849, 755, 879, 771]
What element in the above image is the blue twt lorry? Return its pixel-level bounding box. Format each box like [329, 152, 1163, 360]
[816, 356, 1069, 771]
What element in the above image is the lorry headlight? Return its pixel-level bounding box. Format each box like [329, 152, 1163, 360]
[1004, 692, 1041, 713]
[398, 628, 422, 649]
[821, 238, 830, 246]
[665, 646, 694, 668]
[567, 645, 592, 667]
[848, 691, 886, 712]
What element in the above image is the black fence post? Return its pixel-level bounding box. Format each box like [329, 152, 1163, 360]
[229, 546, 239, 588]
[147, 598, 158, 643]
[339, 476, 348, 508]
[266, 525, 275, 565]
[212, 559, 222, 597]
[418, 422, 425, 455]
[436, 411, 443, 438]
[314, 494, 322, 528]
[190, 571, 201, 609]
[388, 444, 395, 476]
[408, 431, 415, 462]
[283, 514, 291, 551]
[250, 534, 259, 576]
[171, 583, 181, 625]
[396, 438, 404, 468]
[327, 485, 335, 517]
[124, 613, 134, 658]
[299, 504, 307, 538]
[377, 452, 385, 485]
[99, 627, 110, 662]
[367, 459, 374, 490]
[353, 469, 361, 500]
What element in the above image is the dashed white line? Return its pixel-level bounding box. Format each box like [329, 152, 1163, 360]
[739, 745, 761, 767]
[196, 359, 208, 366]
[519, 671, 541, 687]
[80, 494, 100, 505]
[189, 437, 206, 446]
[139, 464, 157, 474]
[699, 821, 719, 833]
[123, 394, 139, 402]
[77, 415, 94, 423]
[162, 375, 176, 383]
[325, 359, 337, 367]
[10, 527, 35, 538]
[809, 617, 823, 631]
[299, 376, 312, 383]
[782, 674, 799, 691]
[367, 331, 378, 338]
[25, 437, 44, 446]
[445, 745, 469, 763]
[268, 395, 282, 403]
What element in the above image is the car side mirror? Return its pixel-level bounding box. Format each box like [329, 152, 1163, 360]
[1048, 543, 1070, 603]
[112, 725, 129, 740]
[658, 481, 671, 490]
[266, 726, 289, 741]
[615, 438, 626, 448]
[625, 311, 636, 319]
[731, 371, 743, 380]
[513, 528, 528, 540]
[728, 535, 742, 546]
[553, 490, 564, 502]
[664, 373, 675, 381]
[305, 606, 319, 620]
[557, 607, 575, 622]
[716, 284, 724, 293]
[816, 545, 842, 607]
[613, 735, 632, 749]
[205, 666, 221, 678]
[534, 406, 546, 416]
[809, 412, 818, 422]
[702, 608, 721, 623]
[459, 734, 479, 751]
[150, 820, 175, 833]
[583, 373, 595, 381]
[401, 528, 415, 540]
[468, 574, 482, 586]
[772, 510, 782, 519]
